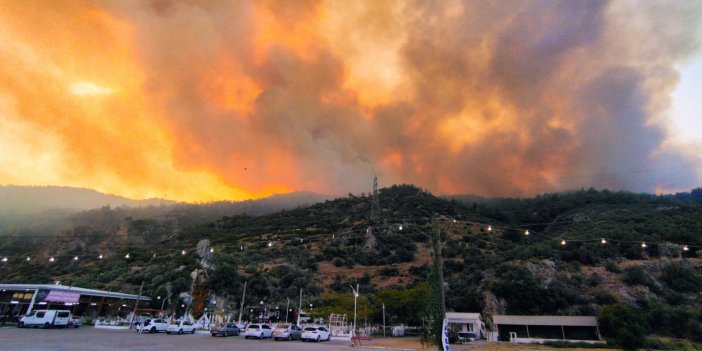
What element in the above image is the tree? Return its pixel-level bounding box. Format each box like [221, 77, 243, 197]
[598, 304, 648, 351]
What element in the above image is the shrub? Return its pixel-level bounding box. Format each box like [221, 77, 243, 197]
[380, 266, 400, 277]
[661, 263, 702, 293]
[598, 304, 648, 351]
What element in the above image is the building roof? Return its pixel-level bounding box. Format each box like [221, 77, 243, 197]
[492, 315, 597, 327]
[446, 312, 482, 323]
[0, 284, 150, 301]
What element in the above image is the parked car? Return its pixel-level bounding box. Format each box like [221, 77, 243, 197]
[141, 319, 168, 333]
[67, 317, 81, 328]
[244, 323, 273, 339]
[166, 320, 196, 335]
[211, 322, 240, 337]
[272, 324, 302, 341]
[18, 310, 71, 328]
[301, 326, 330, 342]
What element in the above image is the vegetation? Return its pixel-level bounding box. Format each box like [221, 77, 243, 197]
[2, 185, 702, 347]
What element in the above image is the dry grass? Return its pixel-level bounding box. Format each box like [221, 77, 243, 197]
[353, 337, 619, 351]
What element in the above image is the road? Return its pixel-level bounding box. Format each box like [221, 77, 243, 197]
[0, 326, 422, 351]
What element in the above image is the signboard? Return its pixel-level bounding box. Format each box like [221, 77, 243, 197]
[442, 318, 450, 351]
[45, 290, 80, 303]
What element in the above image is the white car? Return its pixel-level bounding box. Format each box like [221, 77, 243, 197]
[166, 320, 196, 335]
[301, 326, 330, 342]
[141, 319, 168, 333]
[245, 323, 273, 339]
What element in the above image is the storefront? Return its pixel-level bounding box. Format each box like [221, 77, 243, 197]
[0, 283, 150, 320]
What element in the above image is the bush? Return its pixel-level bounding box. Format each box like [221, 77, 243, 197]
[605, 262, 622, 273]
[622, 266, 657, 290]
[380, 266, 400, 277]
[598, 304, 648, 351]
[661, 263, 702, 293]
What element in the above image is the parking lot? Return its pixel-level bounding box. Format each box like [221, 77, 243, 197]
[0, 326, 422, 351]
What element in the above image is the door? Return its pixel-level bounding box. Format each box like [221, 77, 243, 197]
[509, 332, 518, 343]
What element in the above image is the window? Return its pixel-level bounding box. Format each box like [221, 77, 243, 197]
[249, 325, 259, 329]
[36, 312, 45, 318]
[57, 312, 70, 318]
[262, 325, 270, 329]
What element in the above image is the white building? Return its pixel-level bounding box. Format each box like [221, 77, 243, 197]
[446, 312, 486, 338]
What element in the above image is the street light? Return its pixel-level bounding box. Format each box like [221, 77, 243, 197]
[157, 296, 166, 311]
[382, 303, 386, 337]
[350, 284, 359, 338]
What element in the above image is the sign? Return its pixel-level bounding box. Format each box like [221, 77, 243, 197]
[45, 290, 80, 303]
[442, 318, 450, 351]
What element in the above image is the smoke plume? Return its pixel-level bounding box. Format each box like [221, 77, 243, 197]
[0, 0, 700, 201]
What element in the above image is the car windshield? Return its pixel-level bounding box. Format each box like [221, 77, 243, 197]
[248, 325, 259, 329]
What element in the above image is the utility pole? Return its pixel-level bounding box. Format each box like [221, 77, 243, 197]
[285, 298, 290, 323]
[297, 288, 302, 326]
[129, 281, 144, 329]
[237, 281, 247, 326]
[431, 218, 446, 351]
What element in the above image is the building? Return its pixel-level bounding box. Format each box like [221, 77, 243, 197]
[0, 283, 150, 319]
[492, 315, 603, 344]
[446, 312, 486, 338]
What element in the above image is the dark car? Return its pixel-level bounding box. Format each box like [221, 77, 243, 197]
[211, 323, 240, 337]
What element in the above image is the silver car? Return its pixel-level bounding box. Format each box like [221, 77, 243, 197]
[273, 324, 302, 341]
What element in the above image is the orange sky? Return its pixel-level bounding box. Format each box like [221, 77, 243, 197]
[0, 1, 701, 202]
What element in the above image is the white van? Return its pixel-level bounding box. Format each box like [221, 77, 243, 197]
[19, 309, 71, 328]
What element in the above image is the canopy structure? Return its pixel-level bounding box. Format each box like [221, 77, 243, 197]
[492, 315, 602, 343]
[0, 283, 150, 319]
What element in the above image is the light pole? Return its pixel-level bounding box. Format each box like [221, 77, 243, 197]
[158, 296, 166, 312]
[237, 281, 247, 326]
[350, 284, 359, 338]
[382, 302, 386, 337]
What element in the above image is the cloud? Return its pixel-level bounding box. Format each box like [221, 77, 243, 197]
[0, 0, 700, 201]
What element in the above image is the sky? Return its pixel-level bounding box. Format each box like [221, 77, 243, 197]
[0, 0, 701, 203]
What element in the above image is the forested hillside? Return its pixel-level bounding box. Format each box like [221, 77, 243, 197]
[2, 185, 702, 348]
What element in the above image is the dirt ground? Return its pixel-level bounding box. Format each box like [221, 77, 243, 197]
[355, 337, 619, 351]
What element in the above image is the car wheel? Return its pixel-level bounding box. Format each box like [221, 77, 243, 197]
[327, 334, 330, 341]
[288, 335, 292, 341]
[178, 329, 183, 335]
[18, 322, 24, 328]
[259, 334, 263, 339]
[191, 329, 195, 334]
[43, 322, 50, 329]
[223, 331, 228, 337]
[150, 327, 156, 334]
[317, 336, 320, 342]
[166, 331, 171, 335]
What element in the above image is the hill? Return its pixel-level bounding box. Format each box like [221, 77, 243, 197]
[0, 185, 331, 235]
[1, 185, 702, 347]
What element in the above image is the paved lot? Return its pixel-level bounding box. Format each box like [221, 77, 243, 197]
[0, 326, 423, 351]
